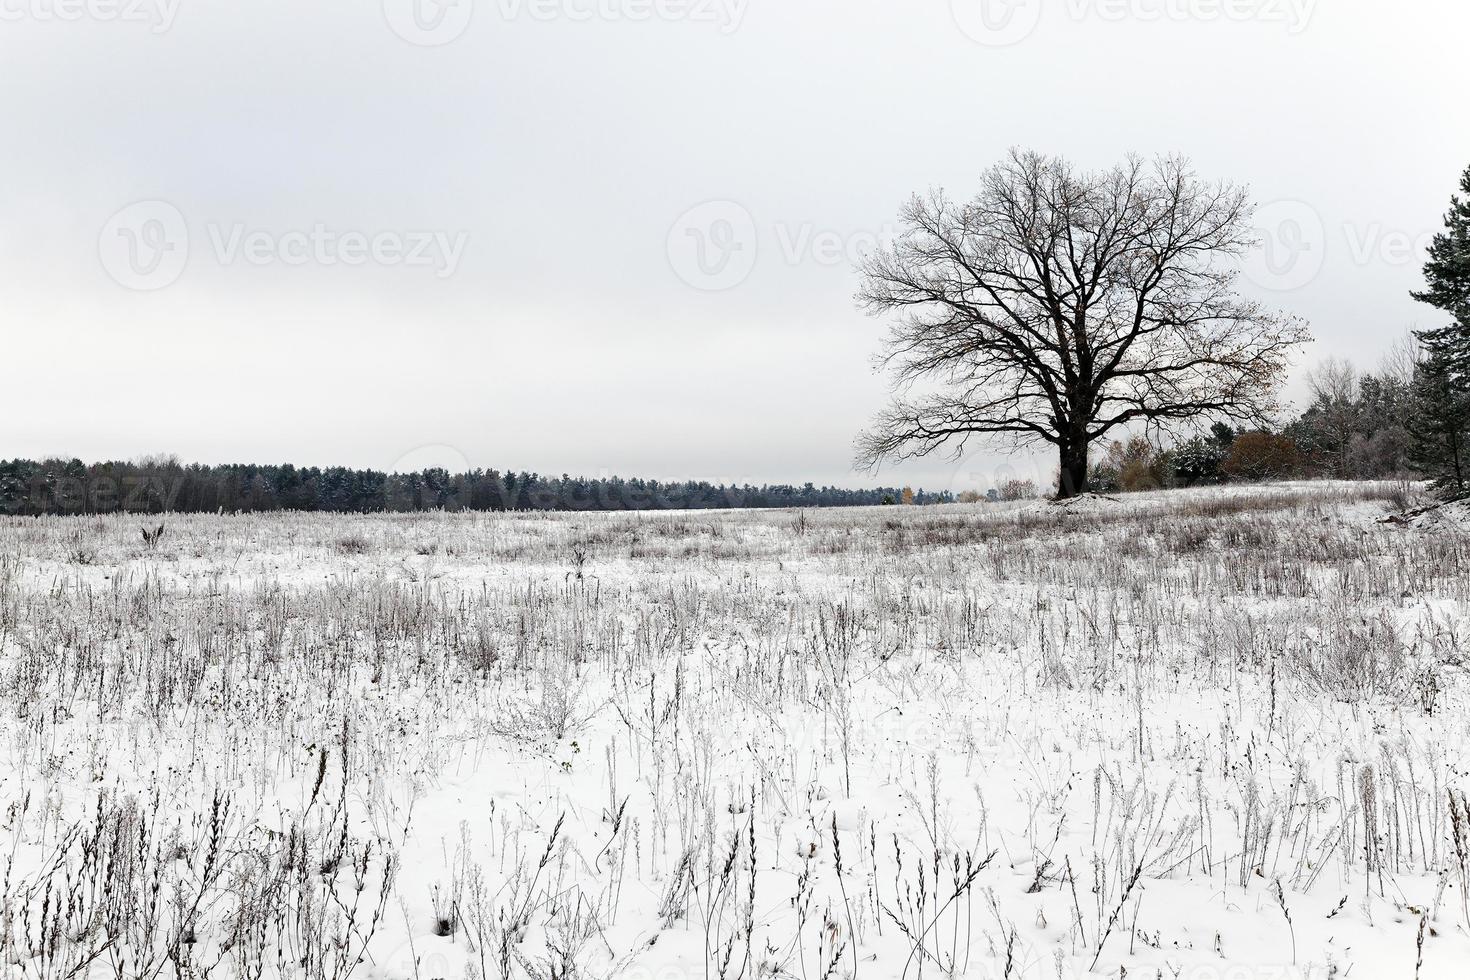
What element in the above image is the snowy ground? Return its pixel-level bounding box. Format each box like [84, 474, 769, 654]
[2, 481, 1468, 979]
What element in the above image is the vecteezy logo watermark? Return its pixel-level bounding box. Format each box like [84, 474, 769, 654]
[98, 202, 470, 290]
[667, 200, 759, 291]
[0, 0, 180, 32]
[1243, 199, 1325, 292]
[384, 0, 749, 44]
[952, 0, 1317, 45]
[381, 0, 474, 46]
[98, 201, 190, 291]
[950, 0, 1043, 47]
[667, 201, 897, 291]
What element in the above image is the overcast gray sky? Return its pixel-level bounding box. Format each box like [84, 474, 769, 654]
[3, 0, 1468, 495]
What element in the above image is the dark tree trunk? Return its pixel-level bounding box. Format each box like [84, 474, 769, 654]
[1057, 442, 1090, 499]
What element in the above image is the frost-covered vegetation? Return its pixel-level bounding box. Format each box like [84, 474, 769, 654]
[1, 482, 1467, 979]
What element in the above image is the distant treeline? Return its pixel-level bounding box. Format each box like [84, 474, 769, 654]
[0, 457, 952, 516]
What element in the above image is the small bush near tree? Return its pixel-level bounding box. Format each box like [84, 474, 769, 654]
[1222, 432, 1301, 482]
[997, 479, 1039, 501]
[1091, 436, 1174, 493]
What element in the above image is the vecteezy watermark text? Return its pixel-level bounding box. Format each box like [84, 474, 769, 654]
[495, 0, 747, 31]
[382, 0, 747, 46]
[951, 0, 1317, 47]
[0, 0, 180, 32]
[99, 201, 470, 290]
[206, 225, 469, 277]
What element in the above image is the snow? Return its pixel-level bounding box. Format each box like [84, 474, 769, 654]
[0, 480, 1466, 979]
[1388, 498, 1470, 531]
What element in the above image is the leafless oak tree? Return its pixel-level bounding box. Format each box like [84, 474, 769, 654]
[855, 150, 1311, 498]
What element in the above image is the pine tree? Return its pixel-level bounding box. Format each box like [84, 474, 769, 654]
[1413, 164, 1470, 326]
[1408, 351, 1469, 499]
[1410, 164, 1470, 500]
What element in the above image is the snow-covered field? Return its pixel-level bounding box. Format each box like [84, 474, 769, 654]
[2, 482, 1468, 979]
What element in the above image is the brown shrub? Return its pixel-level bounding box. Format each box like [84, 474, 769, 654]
[1222, 432, 1300, 481]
